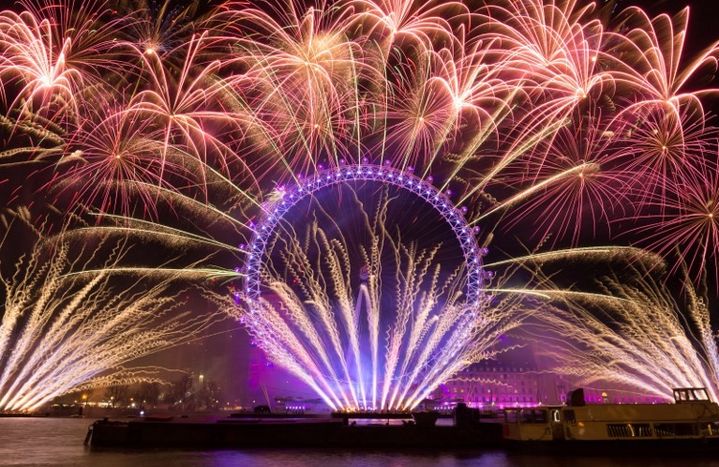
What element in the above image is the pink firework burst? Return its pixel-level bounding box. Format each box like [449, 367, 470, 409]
[630, 150, 719, 289]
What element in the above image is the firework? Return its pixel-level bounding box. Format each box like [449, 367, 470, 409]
[238, 165, 539, 411]
[629, 152, 719, 288]
[0, 1, 133, 125]
[0, 0, 714, 254]
[608, 6, 719, 117]
[500, 111, 631, 245]
[0, 0, 718, 408]
[0, 234, 225, 413]
[524, 267, 719, 402]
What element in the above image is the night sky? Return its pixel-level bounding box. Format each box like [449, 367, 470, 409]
[2, 0, 719, 406]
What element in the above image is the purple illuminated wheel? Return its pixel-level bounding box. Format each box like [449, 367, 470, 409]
[243, 164, 489, 308]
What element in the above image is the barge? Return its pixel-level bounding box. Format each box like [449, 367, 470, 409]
[85, 387, 719, 454]
[502, 387, 719, 454]
[86, 409, 501, 449]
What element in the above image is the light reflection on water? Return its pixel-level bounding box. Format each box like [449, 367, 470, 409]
[0, 418, 718, 467]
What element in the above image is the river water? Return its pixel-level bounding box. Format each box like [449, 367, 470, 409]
[1, 417, 718, 466]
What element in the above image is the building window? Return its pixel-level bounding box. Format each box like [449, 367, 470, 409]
[607, 424, 652, 438]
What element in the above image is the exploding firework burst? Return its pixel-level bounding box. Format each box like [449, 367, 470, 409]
[239, 164, 497, 411]
[0, 230, 226, 413]
[0, 0, 713, 249]
[524, 266, 719, 402]
[1, 0, 719, 409]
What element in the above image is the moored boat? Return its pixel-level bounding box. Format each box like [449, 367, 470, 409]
[502, 387, 719, 454]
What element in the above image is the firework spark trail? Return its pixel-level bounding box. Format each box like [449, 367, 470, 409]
[125, 32, 253, 181]
[606, 106, 715, 212]
[628, 152, 719, 288]
[524, 267, 719, 402]
[606, 6, 719, 117]
[243, 206, 530, 411]
[0, 10, 81, 121]
[494, 113, 633, 244]
[0, 236, 227, 413]
[0, 1, 136, 125]
[0, 0, 719, 408]
[475, 1, 611, 141]
[0, 0, 716, 260]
